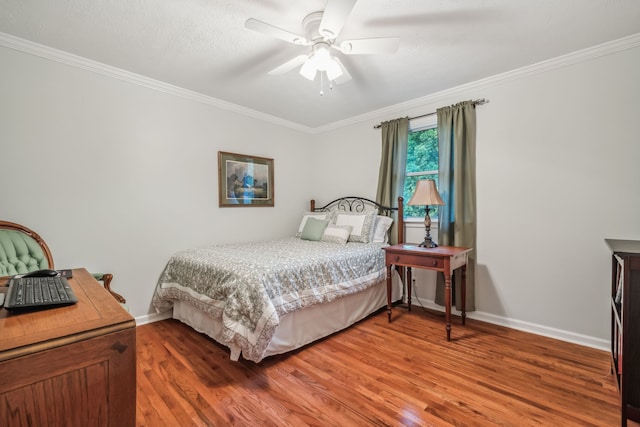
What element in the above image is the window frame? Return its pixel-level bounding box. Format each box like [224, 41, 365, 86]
[404, 115, 438, 221]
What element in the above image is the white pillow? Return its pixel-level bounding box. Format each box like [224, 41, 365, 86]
[372, 215, 394, 243]
[296, 211, 334, 237]
[322, 225, 353, 245]
[332, 210, 376, 243]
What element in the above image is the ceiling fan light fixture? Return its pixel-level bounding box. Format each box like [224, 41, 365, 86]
[246, 0, 398, 87]
[326, 58, 343, 81]
[299, 42, 340, 81]
[299, 59, 317, 80]
[313, 43, 332, 70]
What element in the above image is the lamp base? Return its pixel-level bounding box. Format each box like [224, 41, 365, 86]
[419, 207, 438, 248]
[418, 238, 438, 248]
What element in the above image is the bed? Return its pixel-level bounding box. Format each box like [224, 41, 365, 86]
[152, 197, 404, 362]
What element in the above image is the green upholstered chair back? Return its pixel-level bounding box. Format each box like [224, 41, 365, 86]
[0, 220, 54, 278]
[0, 220, 126, 305]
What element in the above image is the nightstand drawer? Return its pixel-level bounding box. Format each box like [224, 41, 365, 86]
[386, 253, 444, 269]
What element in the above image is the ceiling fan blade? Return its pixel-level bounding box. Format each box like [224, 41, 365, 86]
[331, 57, 352, 85]
[319, 0, 358, 40]
[268, 54, 310, 75]
[337, 37, 400, 55]
[245, 18, 309, 45]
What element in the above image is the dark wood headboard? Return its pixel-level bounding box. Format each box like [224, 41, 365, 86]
[310, 196, 404, 244]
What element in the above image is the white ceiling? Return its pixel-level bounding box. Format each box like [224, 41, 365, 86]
[1, 0, 639, 129]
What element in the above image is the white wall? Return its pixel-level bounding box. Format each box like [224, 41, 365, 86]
[2, 38, 639, 348]
[310, 44, 640, 347]
[0, 46, 313, 317]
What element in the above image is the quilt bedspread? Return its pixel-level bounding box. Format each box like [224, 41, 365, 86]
[152, 237, 386, 362]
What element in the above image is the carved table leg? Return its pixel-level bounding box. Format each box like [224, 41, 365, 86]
[407, 266, 412, 311]
[461, 265, 467, 325]
[445, 271, 452, 341]
[386, 264, 393, 322]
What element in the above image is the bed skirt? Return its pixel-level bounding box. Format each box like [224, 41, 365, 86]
[171, 276, 403, 362]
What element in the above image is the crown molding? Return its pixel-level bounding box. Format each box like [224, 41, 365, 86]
[313, 32, 640, 134]
[2, 31, 639, 135]
[0, 32, 312, 133]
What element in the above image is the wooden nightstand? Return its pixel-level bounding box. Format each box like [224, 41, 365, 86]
[383, 244, 472, 341]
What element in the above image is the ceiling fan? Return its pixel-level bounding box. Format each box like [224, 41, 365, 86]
[245, 0, 399, 90]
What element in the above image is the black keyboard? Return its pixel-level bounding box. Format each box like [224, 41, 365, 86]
[5, 276, 78, 311]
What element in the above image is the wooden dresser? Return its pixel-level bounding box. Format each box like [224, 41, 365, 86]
[0, 268, 136, 426]
[606, 239, 640, 426]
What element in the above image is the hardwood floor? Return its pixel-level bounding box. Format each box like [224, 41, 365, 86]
[136, 307, 620, 426]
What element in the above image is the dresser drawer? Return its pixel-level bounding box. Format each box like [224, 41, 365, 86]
[385, 252, 444, 269]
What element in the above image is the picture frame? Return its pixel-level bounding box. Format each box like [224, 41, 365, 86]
[218, 151, 274, 207]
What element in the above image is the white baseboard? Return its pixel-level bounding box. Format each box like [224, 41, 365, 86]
[135, 301, 610, 352]
[410, 297, 610, 352]
[135, 310, 172, 326]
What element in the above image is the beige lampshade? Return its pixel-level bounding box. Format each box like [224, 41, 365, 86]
[408, 180, 445, 206]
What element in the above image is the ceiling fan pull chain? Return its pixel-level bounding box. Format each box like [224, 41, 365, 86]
[320, 72, 324, 96]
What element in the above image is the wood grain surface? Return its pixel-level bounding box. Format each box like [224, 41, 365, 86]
[136, 307, 619, 426]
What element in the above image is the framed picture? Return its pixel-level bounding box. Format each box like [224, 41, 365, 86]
[218, 151, 274, 207]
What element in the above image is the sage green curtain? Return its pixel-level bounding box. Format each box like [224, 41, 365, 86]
[375, 117, 409, 244]
[435, 101, 476, 311]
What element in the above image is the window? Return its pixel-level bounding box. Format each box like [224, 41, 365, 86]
[403, 118, 438, 219]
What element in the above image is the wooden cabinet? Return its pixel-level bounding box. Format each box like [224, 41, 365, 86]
[0, 268, 136, 426]
[606, 239, 640, 426]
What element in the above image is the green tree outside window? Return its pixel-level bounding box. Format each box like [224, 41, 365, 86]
[403, 127, 439, 218]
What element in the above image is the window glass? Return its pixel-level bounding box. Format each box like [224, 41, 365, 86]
[403, 125, 438, 218]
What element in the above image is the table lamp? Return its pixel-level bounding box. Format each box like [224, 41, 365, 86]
[408, 180, 445, 247]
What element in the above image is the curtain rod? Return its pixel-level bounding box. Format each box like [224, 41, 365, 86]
[373, 98, 489, 129]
